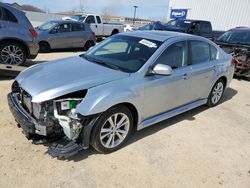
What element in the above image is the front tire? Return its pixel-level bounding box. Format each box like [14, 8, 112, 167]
[39, 42, 50, 53]
[91, 105, 133, 153]
[207, 79, 225, 107]
[0, 42, 26, 65]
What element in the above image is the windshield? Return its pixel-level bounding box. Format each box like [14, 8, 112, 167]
[71, 15, 86, 22]
[37, 21, 58, 31]
[166, 20, 191, 29]
[217, 31, 250, 45]
[83, 35, 162, 73]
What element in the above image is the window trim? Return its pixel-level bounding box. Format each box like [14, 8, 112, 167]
[86, 15, 96, 24]
[153, 40, 189, 70]
[189, 40, 212, 65]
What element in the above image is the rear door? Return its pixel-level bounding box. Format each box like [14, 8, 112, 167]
[189, 40, 217, 100]
[71, 23, 86, 48]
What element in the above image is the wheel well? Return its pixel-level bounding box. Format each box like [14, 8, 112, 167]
[85, 40, 94, 45]
[117, 103, 138, 128]
[220, 76, 227, 87]
[0, 38, 29, 56]
[39, 41, 50, 47]
[112, 29, 119, 35]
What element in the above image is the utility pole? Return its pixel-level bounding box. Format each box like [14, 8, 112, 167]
[133, 6, 138, 25]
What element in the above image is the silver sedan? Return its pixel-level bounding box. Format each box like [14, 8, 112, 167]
[8, 31, 234, 157]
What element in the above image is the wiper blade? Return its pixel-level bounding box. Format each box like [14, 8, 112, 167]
[93, 60, 121, 71]
[83, 55, 122, 71]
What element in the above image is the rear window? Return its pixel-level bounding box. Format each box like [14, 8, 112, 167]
[72, 23, 85, 31]
[191, 41, 210, 64]
[0, 7, 18, 23]
[210, 45, 218, 60]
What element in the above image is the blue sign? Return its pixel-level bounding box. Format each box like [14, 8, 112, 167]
[170, 9, 188, 20]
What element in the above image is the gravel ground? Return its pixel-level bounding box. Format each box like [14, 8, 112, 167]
[0, 52, 249, 188]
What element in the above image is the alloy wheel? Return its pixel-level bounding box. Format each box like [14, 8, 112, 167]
[100, 113, 130, 149]
[1, 45, 24, 65]
[211, 82, 224, 104]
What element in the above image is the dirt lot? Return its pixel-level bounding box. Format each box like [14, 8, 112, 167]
[0, 52, 250, 188]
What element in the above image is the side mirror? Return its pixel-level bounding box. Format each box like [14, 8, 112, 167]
[151, 64, 172, 76]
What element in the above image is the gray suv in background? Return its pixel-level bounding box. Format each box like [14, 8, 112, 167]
[0, 3, 39, 65]
[36, 20, 96, 52]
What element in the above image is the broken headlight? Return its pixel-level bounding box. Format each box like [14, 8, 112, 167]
[53, 90, 87, 140]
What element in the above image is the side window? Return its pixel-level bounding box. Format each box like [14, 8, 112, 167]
[96, 16, 101, 24]
[155, 41, 188, 69]
[190, 22, 200, 32]
[72, 23, 85, 31]
[57, 23, 71, 33]
[0, 8, 3, 20]
[200, 22, 211, 33]
[210, 45, 218, 60]
[85, 16, 95, 24]
[191, 41, 210, 64]
[0, 7, 17, 22]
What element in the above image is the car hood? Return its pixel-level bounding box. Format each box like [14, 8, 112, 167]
[16, 56, 130, 102]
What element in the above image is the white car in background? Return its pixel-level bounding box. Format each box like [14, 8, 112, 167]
[63, 14, 124, 39]
[124, 24, 135, 32]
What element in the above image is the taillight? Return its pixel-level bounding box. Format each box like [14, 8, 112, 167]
[91, 31, 95, 36]
[29, 28, 38, 38]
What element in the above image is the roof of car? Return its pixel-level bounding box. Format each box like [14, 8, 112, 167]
[119, 30, 194, 42]
[49, 20, 84, 24]
[229, 27, 250, 32]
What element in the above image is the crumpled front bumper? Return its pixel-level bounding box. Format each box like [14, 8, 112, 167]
[7, 93, 47, 138]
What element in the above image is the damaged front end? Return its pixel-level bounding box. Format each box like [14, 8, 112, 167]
[233, 48, 250, 80]
[8, 81, 100, 158]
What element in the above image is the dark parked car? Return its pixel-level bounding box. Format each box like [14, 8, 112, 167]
[215, 27, 250, 80]
[0, 2, 39, 65]
[36, 20, 96, 52]
[165, 20, 224, 40]
[138, 21, 168, 31]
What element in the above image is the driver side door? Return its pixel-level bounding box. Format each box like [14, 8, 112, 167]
[143, 41, 193, 119]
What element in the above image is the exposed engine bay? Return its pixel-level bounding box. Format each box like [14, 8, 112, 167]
[9, 81, 100, 158]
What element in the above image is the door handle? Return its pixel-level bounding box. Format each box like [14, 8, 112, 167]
[95, 25, 97, 28]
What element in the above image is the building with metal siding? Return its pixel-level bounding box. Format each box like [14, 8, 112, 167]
[168, 0, 250, 31]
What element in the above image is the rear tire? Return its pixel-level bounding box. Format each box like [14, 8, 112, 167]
[39, 42, 50, 53]
[0, 41, 26, 65]
[91, 105, 133, 153]
[207, 79, 225, 107]
[84, 40, 95, 51]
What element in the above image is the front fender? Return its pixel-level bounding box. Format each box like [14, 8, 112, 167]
[76, 82, 144, 119]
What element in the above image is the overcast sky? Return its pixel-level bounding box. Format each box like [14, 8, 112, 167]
[4, 0, 170, 20]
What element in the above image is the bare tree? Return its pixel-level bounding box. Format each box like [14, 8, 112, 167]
[79, 0, 87, 13]
[101, 7, 112, 22]
[43, 6, 50, 13]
